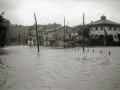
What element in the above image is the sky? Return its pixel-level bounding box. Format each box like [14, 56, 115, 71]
[0, 0, 120, 27]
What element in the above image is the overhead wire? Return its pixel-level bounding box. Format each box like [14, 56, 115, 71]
[67, 7, 120, 25]
[46, 0, 55, 22]
[52, 0, 81, 21]
[40, 0, 55, 24]
[67, 0, 117, 24]
[67, 0, 99, 23]
[86, 0, 117, 15]
[85, 7, 120, 19]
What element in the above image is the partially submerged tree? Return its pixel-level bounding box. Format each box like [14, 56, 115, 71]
[0, 12, 11, 47]
[0, 14, 7, 48]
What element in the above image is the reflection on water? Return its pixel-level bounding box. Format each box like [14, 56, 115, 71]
[0, 51, 9, 55]
[0, 46, 120, 90]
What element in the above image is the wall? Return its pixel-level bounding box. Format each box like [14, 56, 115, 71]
[47, 31, 55, 39]
[89, 25, 120, 42]
[56, 26, 74, 40]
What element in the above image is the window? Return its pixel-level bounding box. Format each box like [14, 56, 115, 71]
[95, 27, 98, 30]
[110, 26, 112, 30]
[107, 27, 112, 30]
[100, 27, 103, 30]
[113, 27, 117, 30]
[91, 35, 94, 38]
[69, 34, 71, 38]
[95, 35, 99, 38]
[99, 35, 104, 39]
[115, 35, 117, 39]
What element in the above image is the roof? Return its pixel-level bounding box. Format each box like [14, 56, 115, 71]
[72, 25, 83, 30]
[44, 26, 73, 32]
[87, 15, 120, 26]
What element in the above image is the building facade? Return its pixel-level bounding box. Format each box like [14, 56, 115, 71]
[28, 25, 45, 45]
[43, 26, 74, 40]
[88, 15, 120, 45]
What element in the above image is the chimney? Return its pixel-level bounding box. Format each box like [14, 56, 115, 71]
[100, 15, 106, 20]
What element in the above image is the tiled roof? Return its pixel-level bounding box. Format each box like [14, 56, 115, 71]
[72, 25, 83, 29]
[87, 15, 120, 26]
[44, 26, 72, 32]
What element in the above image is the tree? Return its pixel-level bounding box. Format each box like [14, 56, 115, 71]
[0, 13, 7, 48]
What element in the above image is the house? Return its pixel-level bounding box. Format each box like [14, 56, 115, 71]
[43, 26, 74, 40]
[28, 25, 45, 45]
[39, 26, 74, 46]
[72, 25, 83, 40]
[87, 15, 120, 45]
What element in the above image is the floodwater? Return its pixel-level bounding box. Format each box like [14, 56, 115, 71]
[0, 46, 120, 90]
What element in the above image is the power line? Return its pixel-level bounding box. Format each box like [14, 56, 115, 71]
[67, 17, 82, 23]
[67, 0, 117, 23]
[85, 7, 120, 19]
[86, 0, 117, 15]
[46, 0, 55, 20]
[67, 17, 80, 23]
[53, 0, 81, 21]
[41, 0, 55, 23]
[67, 7, 120, 24]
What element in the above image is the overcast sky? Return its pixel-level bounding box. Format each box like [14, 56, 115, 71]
[0, 0, 120, 26]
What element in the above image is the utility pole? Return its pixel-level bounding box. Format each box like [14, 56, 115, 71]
[55, 22, 58, 47]
[74, 29, 75, 48]
[34, 13, 39, 52]
[41, 31, 43, 46]
[19, 27, 20, 46]
[9, 34, 11, 45]
[64, 17, 65, 48]
[103, 18, 106, 46]
[23, 29, 25, 46]
[83, 13, 85, 52]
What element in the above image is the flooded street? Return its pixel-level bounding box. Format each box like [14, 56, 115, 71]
[0, 46, 120, 90]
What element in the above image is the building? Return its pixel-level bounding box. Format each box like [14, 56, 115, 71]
[43, 26, 74, 40]
[72, 25, 84, 40]
[28, 25, 45, 45]
[39, 26, 74, 46]
[88, 15, 120, 45]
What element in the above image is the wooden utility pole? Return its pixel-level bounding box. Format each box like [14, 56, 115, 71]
[64, 17, 65, 48]
[34, 13, 39, 52]
[83, 13, 85, 52]
[74, 29, 75, 48]
[23, 29, 25, 46]
[55, 22, 58, 47]
[19, 28, 20, 46]
[103, 18, 106, 46]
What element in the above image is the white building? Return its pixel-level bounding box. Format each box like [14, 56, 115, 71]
[88, 15, 120, 43]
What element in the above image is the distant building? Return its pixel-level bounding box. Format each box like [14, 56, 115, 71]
[28, 25, 45, 45]
[43, 26, 74, 40]
[88, 15, 120, 45]
[72, 25, 83, 40]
